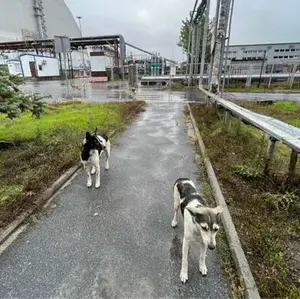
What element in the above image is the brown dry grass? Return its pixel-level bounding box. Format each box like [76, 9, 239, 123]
[190, 102, 300, 298]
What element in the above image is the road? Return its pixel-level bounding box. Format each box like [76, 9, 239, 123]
[0, 102, 228, 298]
[19, 79, 205, 104]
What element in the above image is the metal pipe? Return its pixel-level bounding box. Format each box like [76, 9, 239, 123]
[208, 0, 221, 87]
[218, 0, 231, 91]
[199, 0, 211, 87]
[221, 0, 234, 97]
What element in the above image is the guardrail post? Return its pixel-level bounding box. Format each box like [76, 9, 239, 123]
[222, 110, 231, 132]
[264, 137, 277, 175]
[235, 117, 242, 135]
[287, 149, 298, 181]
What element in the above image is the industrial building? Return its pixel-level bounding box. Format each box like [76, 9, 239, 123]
[225, 42, 300, 75]
[226, 42, 300, 64]
[0, 0, 81, 41]
[0, 0, 92, 79]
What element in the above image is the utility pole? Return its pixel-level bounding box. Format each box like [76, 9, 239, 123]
[220, 0, 235, 97]
[76, 16, 86, 75]
[199, 0, 211, 88]
[209, 0, 232, 95]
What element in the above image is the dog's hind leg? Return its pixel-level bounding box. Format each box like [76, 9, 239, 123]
[171, 184, 180, 227]
[105, 140, 111, 171]
[180, 237, 190, 283]
[199, 242, 208, 276]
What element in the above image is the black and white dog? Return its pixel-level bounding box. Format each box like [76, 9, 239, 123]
[171, 178, 223, 283]
[80, 129, 111, 188]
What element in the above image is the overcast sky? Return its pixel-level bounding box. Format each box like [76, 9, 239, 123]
[65, 0, 300, 61]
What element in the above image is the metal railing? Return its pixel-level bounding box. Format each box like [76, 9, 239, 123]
[199, 87, 300, 153]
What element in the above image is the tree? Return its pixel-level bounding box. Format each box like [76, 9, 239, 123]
[178, 18, 212, 64]
[0, 67, 46, 119]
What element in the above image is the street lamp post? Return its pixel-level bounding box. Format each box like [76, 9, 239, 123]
[76, 16, 86, 75]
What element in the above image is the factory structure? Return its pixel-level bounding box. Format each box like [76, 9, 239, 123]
[0, 0, 115, 80]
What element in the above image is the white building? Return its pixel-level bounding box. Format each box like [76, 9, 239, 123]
[226, 42, 300, 64]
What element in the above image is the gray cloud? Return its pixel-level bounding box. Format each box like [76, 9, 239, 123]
[66, 0, 300, 60]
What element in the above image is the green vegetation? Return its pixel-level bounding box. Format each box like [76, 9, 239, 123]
[224, 80, 300, 93]
[0, 101, 146, 227]
[236, 100, 300, 127]
[169, 82, 198, 91]
[178, 18, 212, 63]
[191, 101, 300, 298]
[0, 67, 45, 119]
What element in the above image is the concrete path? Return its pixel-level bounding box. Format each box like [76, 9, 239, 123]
[0, 103, 228, 299]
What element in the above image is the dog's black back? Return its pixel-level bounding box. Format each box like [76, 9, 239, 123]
[81, 132, 107, 161]
[174, 178, 206, 216]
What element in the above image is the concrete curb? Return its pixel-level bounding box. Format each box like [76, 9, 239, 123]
[0, 102, 146, 247]
[187, 103, 261, 299]
[0, 164, 82, 246]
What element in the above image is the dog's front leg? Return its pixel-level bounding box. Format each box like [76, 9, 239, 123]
[95, 163, 101, 188]
[85, 165, 92, 188]
[91, 165, 96, 175]
[180, 237, 189, 283]
[199, 242, 208, 276]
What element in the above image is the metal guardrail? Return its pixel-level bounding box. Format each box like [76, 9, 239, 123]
[141, 74, 300, 81]
[199, 87, 300, 153]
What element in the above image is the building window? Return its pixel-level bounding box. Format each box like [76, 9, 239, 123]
[285, 49, 290, 52]
[280, 49, 284, 52]
[289, 56, 294, 58]
[243, 51, 247, 53]
[274, 56, 278, 59]
[279, 56, 283, 59]
[291, 49, 295, 52]
[284, 56, 288, 58]
[275, 49, 279, 52]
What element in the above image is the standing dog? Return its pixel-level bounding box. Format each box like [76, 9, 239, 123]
[171, 178, 223, 283]
[80, 129, 111, 188]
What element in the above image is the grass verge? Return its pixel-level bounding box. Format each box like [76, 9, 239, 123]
[224, 81, 300, 93]
[169, 82, 198, 91]
[0, 101, 146, 228]
[190, 101, 300, 298]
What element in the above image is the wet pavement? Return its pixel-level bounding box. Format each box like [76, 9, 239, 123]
[20, 79, 300, 104]
[19, 79, 207, 104]
[0, 102, 228, 298]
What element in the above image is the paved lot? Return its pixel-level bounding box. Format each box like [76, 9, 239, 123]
[0, 102, 228, 298]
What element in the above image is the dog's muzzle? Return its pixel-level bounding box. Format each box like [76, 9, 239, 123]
[208, 243, 215, 250]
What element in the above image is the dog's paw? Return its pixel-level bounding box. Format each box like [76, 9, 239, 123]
[105, 167, 109, 171]
[180, 272, 188, 283]
[95, 183, 100, 189]
[171, 220, 178, 228]
[199, 265, 207, 276]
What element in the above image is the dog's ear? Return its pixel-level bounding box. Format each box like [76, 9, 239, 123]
[214, 205, 223, 216]
[94, 127, 98, 135]
[86, 132, 91, 139]
[186, 206, 204, 217]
